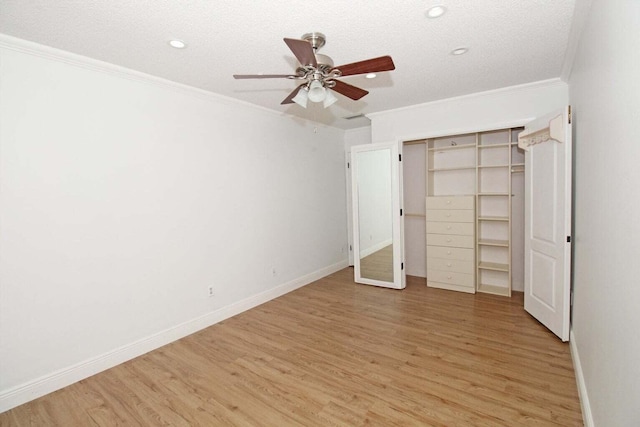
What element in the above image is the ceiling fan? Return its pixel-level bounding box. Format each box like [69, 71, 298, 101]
[233, 32, 395, 108]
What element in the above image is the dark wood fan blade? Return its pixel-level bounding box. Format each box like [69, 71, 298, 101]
[284, 38, 317, 67]
[331, 80, 369, 100]
[233, 74, 295, 79]
[333, 56, 395, 77]
[281, 84, 306, 105]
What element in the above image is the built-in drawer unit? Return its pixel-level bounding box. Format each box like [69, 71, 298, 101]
[426, 195, 476, 293]
[426, 221, 474, 236]
[426, 270, 475, 289]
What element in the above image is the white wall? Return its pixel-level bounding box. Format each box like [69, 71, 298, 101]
[402, 143, 426, 277]
[568, 0, 640, 424]
[0, 37, 348, 410]
[344, 127, 372, 151]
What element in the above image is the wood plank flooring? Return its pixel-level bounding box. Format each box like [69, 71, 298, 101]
[1, 269, 583, 426]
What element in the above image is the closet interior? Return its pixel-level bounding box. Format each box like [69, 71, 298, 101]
[403, 127, 526, 296]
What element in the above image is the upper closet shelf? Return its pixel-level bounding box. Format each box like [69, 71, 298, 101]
[428, 166, 476, 172]
[478, 164, 510, 169]
[477, 142, 511, 149]
[428, 144, 475, 152]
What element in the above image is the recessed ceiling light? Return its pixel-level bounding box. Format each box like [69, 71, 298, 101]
[426, 5, 447, 18]
[451, 47, 469, 56]
[365, 73, 377, 79]
[168, 39, 186, 49]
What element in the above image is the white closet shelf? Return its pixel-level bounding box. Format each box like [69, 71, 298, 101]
[478, 164, 510, 169]
[477, 192, 510, 196]
[477, 143, 511, 149]
[478, 239, 509, 247]
[478, 261, 509, 272]
[478, 216, 509, 222]
[477, 283, 510, 296]
[428, 144, 475, 152]
[428, 166, 476, 172]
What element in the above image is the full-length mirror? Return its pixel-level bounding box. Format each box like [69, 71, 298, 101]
[351, 142, 405, 289]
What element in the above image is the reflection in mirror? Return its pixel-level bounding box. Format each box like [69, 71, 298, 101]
[356, 148, 394, 282]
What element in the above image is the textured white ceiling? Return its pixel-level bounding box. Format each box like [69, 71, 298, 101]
[0, 0, 576, 129]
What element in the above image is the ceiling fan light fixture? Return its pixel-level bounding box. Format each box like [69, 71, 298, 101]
[365, 73, 377, 79]
[292, 88, 308, 108]
[323, 89, 338, 108]
[307, 80, 326, 103]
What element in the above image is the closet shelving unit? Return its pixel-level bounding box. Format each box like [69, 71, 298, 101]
[427, 133, 476, 197]
[425, 134, 476, 292]
[423, 127, 524, 296]
[476, 130, 512, 296]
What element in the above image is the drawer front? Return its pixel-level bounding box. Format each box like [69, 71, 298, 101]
[427, 270, 475, 288]
[426, 209, 475, 223]
[426, 221, 474, 236]
[427, 246, 474, 261]
[427, 257, 475, 274]
[426, 196, 474, 210]
[427, 233, 475, 248]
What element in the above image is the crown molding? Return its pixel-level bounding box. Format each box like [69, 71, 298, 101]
[367, 78, 567, 119]
[0, 33, 343, 132]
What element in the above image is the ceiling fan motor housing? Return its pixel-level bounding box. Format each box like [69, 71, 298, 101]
[301, 32, 326, 51]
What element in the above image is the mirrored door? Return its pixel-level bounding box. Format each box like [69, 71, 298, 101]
[351, 142, 405, 289]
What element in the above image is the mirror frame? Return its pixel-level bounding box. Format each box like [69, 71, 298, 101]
[351, 141, 405, 289]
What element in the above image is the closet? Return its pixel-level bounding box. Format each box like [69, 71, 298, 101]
[403, 127, 525, 296]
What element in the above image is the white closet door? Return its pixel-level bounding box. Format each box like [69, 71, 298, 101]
[523, 106, 572, 341]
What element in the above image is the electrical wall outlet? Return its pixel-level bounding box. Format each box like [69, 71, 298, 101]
[208, 285, 214, 297]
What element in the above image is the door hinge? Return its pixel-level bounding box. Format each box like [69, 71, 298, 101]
[568, 105, 572, 124]
[567, 235, 571, 243]
[400, 208, 403, 216]
[347, 162, 350, 169]
[349, 244, 352, 251]
[399, 154, 402, 162]
[401, 262, 404, 270]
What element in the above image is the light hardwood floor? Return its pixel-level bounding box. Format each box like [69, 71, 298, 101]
[1, 269, 583, 426]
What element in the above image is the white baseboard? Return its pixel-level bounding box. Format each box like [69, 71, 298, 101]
[570, 329, 594, 427]
[0, 260, 348, 413]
